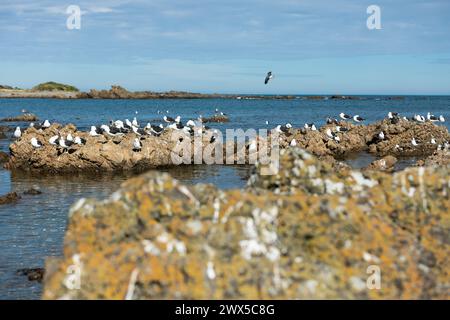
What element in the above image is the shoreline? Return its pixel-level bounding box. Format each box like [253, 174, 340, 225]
[0, 86, 410, 100]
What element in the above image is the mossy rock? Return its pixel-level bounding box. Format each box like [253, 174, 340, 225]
[33, 82, 79, 92]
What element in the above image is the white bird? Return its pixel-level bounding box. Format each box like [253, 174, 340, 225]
[290, 139, 297, 147]
[13, 126, 21, 138]
[265, 120, 269, 125]
[326, 128, 334, 139]
[431, 138, 436, 144]
[89, 126, 100, 136]
[74, 136, 86, 145]
[30, 137, 42, 148]
[353, 115, 365, 122]
[439, 115, 445, 122]
[248, 140, 257, 152]
[125, 119, 133, 128]
[132, 117, 139, 127]
[411, 138, 419, 146]
[175, 116, 181, 123]
[133, 138, 141, 151]
[59, 137, 73, 149]
[49, 135, 59, 145]
[186, 120, 196, 127]
[67, 133, 74, 142]
[42, 120, 51, 128]
[339, 113, 352, 120]
[378, 132, 385, 140]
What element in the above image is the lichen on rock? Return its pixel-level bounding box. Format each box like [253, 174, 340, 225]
[42, 148, 449, 300]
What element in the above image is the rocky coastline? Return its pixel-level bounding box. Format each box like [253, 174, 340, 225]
[6, 119, 449, 173]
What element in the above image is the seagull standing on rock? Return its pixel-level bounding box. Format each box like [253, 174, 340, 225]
[411, 138, 419, 146]
[30, 137, 42, 148]
[133, 138, 142, 151]
[14, 127, 21, 138]
[49, 135, 59, 145]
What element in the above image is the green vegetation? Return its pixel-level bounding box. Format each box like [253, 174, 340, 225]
[32, 81, 79, 92]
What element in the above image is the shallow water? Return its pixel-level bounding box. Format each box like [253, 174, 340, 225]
[0, 96, 449, 299]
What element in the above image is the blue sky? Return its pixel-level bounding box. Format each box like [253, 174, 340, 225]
[0, 0, 449, 94]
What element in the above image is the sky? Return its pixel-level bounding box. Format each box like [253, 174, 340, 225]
[0, 0, 449, 95]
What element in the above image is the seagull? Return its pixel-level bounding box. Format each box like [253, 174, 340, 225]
[13, 126, 21, 138]
[304, 123, 317, 131]
[42, 120, 51, 128]
[439, 115, 445, 122]
[414, 114, 425, 123]
[132, 117, 139, 127]
[290, 139, 297, 147]
[133, 138, 142, 151]
[265, 120, 269, 125]
[388, 112, 398, 119]
[89, 126, 102, 136]
[210, 135, 216, 144]
[264, 71, 273, 85]
[411, 138, 419, 146]
[353, 115, 365, 122]
[431, 138, 436, 145]
[175, 116, 181, 123]
[30, 137, 42, 148]
[74, 136, 86, 145]
[275, 123, 292, 134]
[49, 135, 59, 145]
[67, 133, 74, 142]
[378, 132, 385, 140]
[163, 116, 176, 123]
[150, 124, 164, 136]
[248, 140, 257, 152]
[186, 120, 196, 127]
[339, 113, 352, 120]
[59, 137, 74, 149]
[326, 117, 339, 125]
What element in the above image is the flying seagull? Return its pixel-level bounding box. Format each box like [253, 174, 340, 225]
[264, 71, 273, 85]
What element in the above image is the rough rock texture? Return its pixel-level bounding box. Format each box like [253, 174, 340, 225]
[0, 192, 21, 205]
[23, 187, 42, 195]
[416, 150, 450, 167]
[6, 124, 188, 172]
[43, 149, 449, 299]
[283, 119, 449, 158]
[203, 115, 230, 123]
[1, 113, 39, 122]
[364, 155, 397, 172]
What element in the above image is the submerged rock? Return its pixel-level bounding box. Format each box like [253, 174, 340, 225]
[416, 150, 450, 167]
[43, 149, 449, 299]
[23, 187, 42, 195]
[0, 151, 9, 163]
[1, 113, 38, 122]
[17, 268, 45, 283]
[203, 114, 230, 123]
[0, 192, 21, 205]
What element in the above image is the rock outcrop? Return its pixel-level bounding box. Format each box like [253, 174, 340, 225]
[203, 114, 230, 123]
[283, 119, 449, 158]
[42, 148, 449, 299]
[1, 113, 39, 122]
[0, 151, 9, 163]
[0, 192, 21, 205]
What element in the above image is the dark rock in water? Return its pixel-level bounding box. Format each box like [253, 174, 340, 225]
[17, 268, 45, 283]
[0, 192, 21, 205]
[203, 114, 229, 123]
[42, 149, 449, 299]
[1, 113, 38, 122]
[23, 187, 42, 195]
[0, 151, 9, 163]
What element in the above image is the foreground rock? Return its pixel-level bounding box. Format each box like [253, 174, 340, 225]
[43, 149, 449, 299]
[1, 113, 39, 122]
[416, 150, 450, 167]
[0, 192, 21, 205]
[0, 151, 9, 163]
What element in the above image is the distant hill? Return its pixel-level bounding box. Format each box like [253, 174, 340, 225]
[32, 82, 79, 92]
[0, 85, 13, 90]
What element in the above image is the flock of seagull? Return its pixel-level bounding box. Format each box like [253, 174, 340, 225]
[11, 108, 448, 153]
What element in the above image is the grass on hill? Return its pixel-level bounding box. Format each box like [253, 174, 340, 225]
[32, 82, 79, 92]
